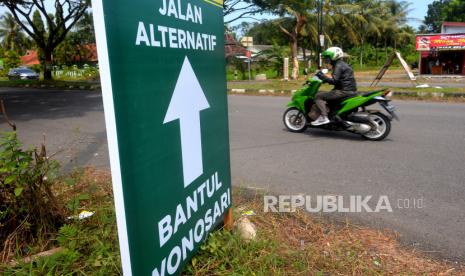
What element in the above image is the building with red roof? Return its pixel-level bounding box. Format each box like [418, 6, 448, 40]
[20, 44, 98, 67]
[20, 50, 40, 66]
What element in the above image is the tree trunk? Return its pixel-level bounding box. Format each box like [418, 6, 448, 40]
[302, 47, 307, 74]
[384, 39, 388, 60]
[360, 38, 364, 69]
[291, 40, 299, 80]
[43, 49, 53, 80]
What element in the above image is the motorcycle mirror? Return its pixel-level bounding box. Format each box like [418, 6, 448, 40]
[321, 69, 329, 74]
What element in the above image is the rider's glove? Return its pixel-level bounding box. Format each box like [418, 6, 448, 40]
[316, 71, 327, 83]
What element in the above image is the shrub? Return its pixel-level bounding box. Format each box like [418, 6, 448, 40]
[3, 50, 21, 70]
[0, 132, 64, 262]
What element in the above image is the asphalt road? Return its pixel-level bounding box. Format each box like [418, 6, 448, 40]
[229, 95, 465, 262]
[0, 88, 109, 171]
[1, 88, 464, 262]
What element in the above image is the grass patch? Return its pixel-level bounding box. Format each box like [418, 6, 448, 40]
[1, 170, 462, 275]
[0, 168, 121, 275]
[0, 79, 100, 89]
[183, 188, 462, 275]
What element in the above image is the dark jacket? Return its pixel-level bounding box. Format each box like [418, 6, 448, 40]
[320, 60, 357, 93]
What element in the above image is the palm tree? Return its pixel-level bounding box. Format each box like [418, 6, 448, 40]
[385, 0, 412, 49]
[345, 0, 383, 68]
[322, 1, 361, 48]
[298, 1, 360, 70]
[0, 12, 28, 53]
[378, 0, 412, 55]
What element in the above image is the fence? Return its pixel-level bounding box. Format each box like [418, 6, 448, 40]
[52, 65, 99, 79]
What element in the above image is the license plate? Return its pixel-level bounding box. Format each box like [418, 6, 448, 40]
[385, 104, 396, 112]
[380, 103, 399, 120]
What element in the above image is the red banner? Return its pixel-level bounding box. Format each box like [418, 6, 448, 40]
[416, 34, 465, 51]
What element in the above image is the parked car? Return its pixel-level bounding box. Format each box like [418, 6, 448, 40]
[7, 67, 39, 80]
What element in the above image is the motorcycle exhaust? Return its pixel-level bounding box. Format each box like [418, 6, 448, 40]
[345, 121, 371, 134]
[345, 112, 370, 124]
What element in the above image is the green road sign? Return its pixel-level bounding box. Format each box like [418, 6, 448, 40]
[92, 0, 231, 275]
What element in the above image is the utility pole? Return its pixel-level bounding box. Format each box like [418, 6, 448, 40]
[317, 0, 324, 69]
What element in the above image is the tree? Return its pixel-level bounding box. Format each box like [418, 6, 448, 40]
[224, 0, 265, 24]
[421, 0, 465, 33]
[3, 50, 20, 70]
[0, 12, 29, 54]
[277, 9, 307, 79]
[258, 43, 290, 76]
[441, 0, 465, 23]
[347, 0, 383, 68]
[251, 0, 315, 79]
[53, 11, 95, 66]
[73, 11, 94, 44]
[1, 0, 90, 79]
[246, 20, 288, 45]
[422, 0, 446, 33]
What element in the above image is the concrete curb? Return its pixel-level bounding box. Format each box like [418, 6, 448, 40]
[228, 89, 465, 98]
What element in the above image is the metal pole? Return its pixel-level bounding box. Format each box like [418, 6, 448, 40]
[248, 58, 251, 81]
[317, 0, 323, 69]
[317, 0, 320, 69]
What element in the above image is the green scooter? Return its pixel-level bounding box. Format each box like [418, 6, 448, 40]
[283, 70, 398, 141]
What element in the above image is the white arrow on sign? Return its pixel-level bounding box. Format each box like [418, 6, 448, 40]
[163, 56, 210, 187]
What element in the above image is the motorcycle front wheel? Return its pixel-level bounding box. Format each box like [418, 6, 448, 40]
[283, 107, 308, 133]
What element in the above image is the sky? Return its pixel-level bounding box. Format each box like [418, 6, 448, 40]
[408, 0, 435, 29]
[0, 0, 435, 33]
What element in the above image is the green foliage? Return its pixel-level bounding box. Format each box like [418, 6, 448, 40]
[259, 44, 291, 77]
[246, 21, 289, 45]
[229, 0, 417, 75]
[422, 0, 465, 33]
[0, 12, 31, 54]
[1, 207, 121, 275]
[0, 50, 25, 77]
[3, 50, 20, 70]
[0, 132, 64, 262]
[183, 230, 287, 275]
[4, 0, 90, 80]
[1, 167, 121, 275]
[30, 64, 42, 73]
[53, 11, 95, 67]
[32, 10, 46, 38]
[74, 11, 95, 44]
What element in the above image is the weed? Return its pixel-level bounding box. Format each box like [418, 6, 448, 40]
[0, 132, 64, 262]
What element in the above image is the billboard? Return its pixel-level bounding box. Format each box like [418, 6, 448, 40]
[416, 34, 465, 51]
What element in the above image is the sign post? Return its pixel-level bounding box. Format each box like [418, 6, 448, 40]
[92, 0, 232, 275]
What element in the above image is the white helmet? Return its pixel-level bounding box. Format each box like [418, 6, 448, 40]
[322, 47, 344, 61]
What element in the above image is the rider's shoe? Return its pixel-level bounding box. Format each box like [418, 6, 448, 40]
[311, 115, 330, 126]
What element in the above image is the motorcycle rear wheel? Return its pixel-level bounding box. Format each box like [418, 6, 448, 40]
[362, 112, 391, 141]
[283, 107, 308, 133]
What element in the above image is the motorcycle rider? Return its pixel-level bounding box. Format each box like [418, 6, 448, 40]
[311, 47, 357, 126]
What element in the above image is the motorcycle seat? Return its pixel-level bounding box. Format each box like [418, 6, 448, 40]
[327, 94, 353, 103]
[361, 90, 386, 97]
